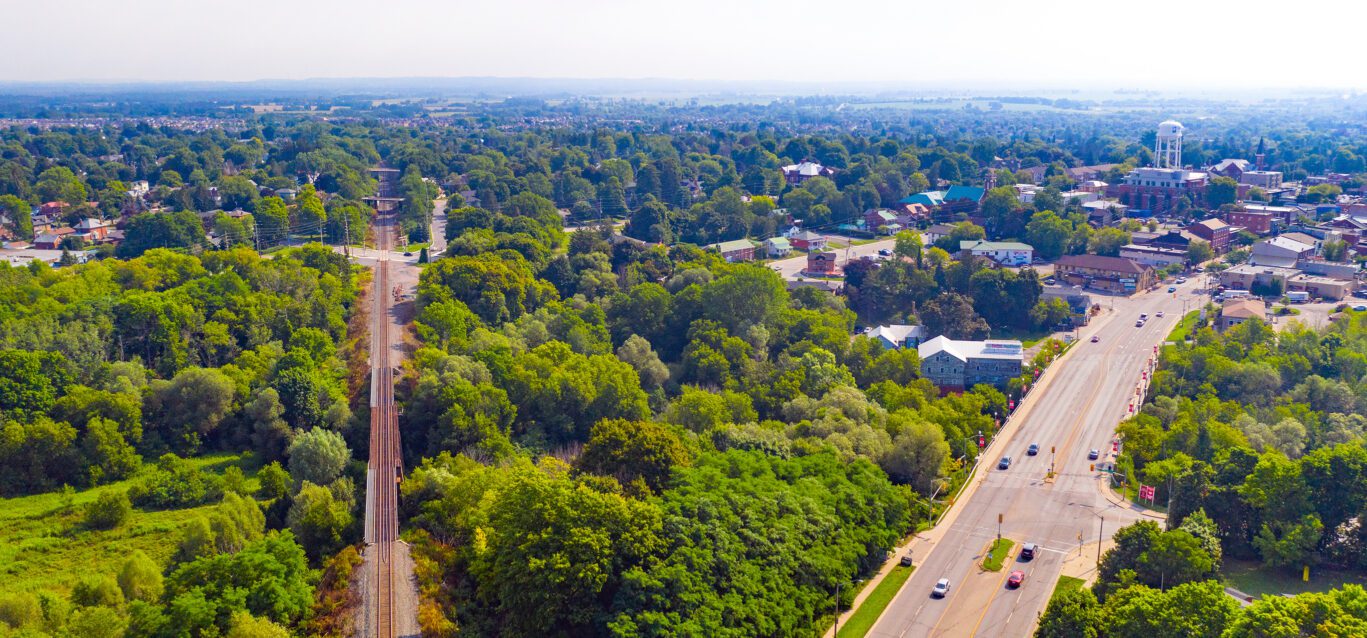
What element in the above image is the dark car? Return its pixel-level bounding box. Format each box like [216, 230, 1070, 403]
[899, 552, 914, 567]
[878, 249, 892, 257]
[998, 456, 1012, 470]
[403, 251, 413, 256]
[1088, 449, 1100, 460]
[1020, 543, 1037, 560]
[1027, 443, 1039, 456]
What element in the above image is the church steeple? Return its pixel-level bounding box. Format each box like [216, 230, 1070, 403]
[1255, 137, 1266, 171]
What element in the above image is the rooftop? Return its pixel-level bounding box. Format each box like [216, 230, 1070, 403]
[917, 335, 1025, 362]
[1221, 298, 1266, 319]
[960, 240, 1034, 252]
[1056, 254, 1152, 274]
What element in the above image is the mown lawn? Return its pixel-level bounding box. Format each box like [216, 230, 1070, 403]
[0, 453, 260, 598]
[1222, 558, 1367, 600]
[837, 565, 915, 638]
[982, 538, 1016, 572]
[1052, 575, 1086, 601]
[1167, 310, 1202, 343]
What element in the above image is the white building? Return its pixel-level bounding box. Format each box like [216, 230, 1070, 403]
[865, 324, 928, 350]
[959, 240, 1034, 267]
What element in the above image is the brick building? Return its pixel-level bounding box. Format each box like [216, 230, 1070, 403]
[1054, 254, 1156, 294]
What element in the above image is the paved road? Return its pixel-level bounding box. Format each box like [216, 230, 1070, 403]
[867, 278, 1207, 638]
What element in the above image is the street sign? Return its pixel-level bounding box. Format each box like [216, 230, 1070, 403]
[1139, 485, 1156, 501]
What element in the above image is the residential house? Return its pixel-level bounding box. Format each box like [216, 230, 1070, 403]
[790, 230, 827, 251]
[864, 209, 902, 234]
[924, 223, 958, 244]
[893, 202, 931, 224]
[1119, 243, 1188, 269]
[1135, 229, 1195, 252]
[1187, 218, 1233, 254]
[1054, 254, 1156, 294]
[781, 161, 835, 186]
[804, 251, 841, 277]
[865, 324, 928, 350]
[1040, 286, 1094, 326]
[32, 233, 62, 250]
[73, 218, 112, 243]
[917, 336, 1025, 392]
[959, 240, 1034, 267]
[764, 236, 792, 258]
[900, 185, 985, 219]
[126, 180, 150, 197]
[1082, 200, 1127, 226]
[708, 239, 757, 262]
[1218, 299, 1267, 331]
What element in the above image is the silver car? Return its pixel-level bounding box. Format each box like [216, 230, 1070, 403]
[932, 578, 951, 598]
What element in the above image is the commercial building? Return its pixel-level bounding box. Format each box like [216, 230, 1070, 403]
[1188, 218, 1233, 254]
[1054, 254, 1156, 294]
[1240, 171, 1284, 190]
[1040, 285, 1094, 326]
[1119, 243, 1188, 269]
[918, 336, 1025, 392]
[1219, 264, 1352, 300]
[899, 185, 986, 219]
[804, 251, 841, 276]
[1222, 208, 1274, 235]
[958, 240, 1034, 267]
[1218, 299, 1268, 331]
[1250, 236, 1315, 268]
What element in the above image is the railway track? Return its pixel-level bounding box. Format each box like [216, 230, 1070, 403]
[367, 212, 401, 638]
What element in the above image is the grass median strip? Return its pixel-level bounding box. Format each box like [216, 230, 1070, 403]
[836, 565, 915, 638]
[981, 538, 1015, 572]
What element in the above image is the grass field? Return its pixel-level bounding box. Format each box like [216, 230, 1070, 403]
[0, 453, 261, 598]
[982, 538, 1016, 572]
[1052, 575, 1086, 600]
[1167, 309, 1202, 343]
[1222, 558, 1367, 599]
[837, 565, 915, 638]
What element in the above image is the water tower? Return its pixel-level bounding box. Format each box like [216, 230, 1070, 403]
[1155, 120, 1184, 169]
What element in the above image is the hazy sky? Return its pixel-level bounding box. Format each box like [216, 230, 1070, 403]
[2, 0, 1362, 89]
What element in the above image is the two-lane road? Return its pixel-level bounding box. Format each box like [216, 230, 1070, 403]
[869, 280, 1206, 638]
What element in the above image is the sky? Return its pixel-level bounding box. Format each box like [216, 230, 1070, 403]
[2, 0, 1363, 90]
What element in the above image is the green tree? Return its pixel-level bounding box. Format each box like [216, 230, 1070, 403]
[1088, 227, 1131, 257]
[116, 210, 205, 258]
[1186, 239, 1214, 265]
[35, 166, 88, 204]
[117, 550, 164, 603]
[286, 428, 350, 488]
[1207, 176, 1239, 208]
[0, 194, 32, 240]
[1036, 585, 1099, 638]
[577, 418, 690, 493]
[1025, 210, 1072, 260]
[256, 461, 292, 500]
[287, 481, 352, 559]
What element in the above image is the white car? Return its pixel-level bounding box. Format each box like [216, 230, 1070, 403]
[932, 578, 951, 598]
[1156, 311, 1165, 317]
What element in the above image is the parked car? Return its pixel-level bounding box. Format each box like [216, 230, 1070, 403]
[1088, 449, 1100, 460]
[932, 578, 951, 598]
[877, 249, 892, 257]
[1027, 443, 1039, 456]
[1176, 277, 1187, 283]
[1007, 571, 1025, 588]
[900, 553, 914, 567]
[998, 456, 1012, 470]
[1356, 306, 1367, 312]
[1090, 335, 1100, 343]
[1020, 543, 1037, 560]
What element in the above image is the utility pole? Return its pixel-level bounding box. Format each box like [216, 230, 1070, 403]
[343, 209, 351, 259]
[833, 581, 842, 638]
[1096, 516, 1104, 571]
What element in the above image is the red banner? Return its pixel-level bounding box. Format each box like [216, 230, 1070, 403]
[1139, 485, 1156, 501]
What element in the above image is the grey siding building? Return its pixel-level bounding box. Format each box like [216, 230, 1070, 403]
[917, 336, 1025, 392]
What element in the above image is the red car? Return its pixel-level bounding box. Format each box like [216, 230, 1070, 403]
[1007, 570, 1025, 588]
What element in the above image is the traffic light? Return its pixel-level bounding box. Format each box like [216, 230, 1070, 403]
[1090, 464, 1095, 471]
[977, 433, 985, 448]
[1051, 446, 1056, 454]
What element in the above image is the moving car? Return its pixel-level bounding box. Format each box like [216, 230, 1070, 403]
[1176, 277, 1187, 283]
[1168, 286, 1177, 293]
[403, 251, 413, 256]
[1090, 335, 1100, 343]
[1135, 319, 1145, 327]
[1356, 305, 1367, 312]
[1027, 443, 1039, 456]
[877, 249, 891, 257]
[1020, 543, 1037, 560]
[932, 578, 951, 598]
[998, 456, 1012, 470]
[1007, 570, 1025, 588]
[1156, 311, 1165, 317]
[1088, 449, 1100, 460]
[1139, 313, 1148, 320]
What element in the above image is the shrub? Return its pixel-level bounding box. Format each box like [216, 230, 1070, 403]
[85, 490, 132, 530]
